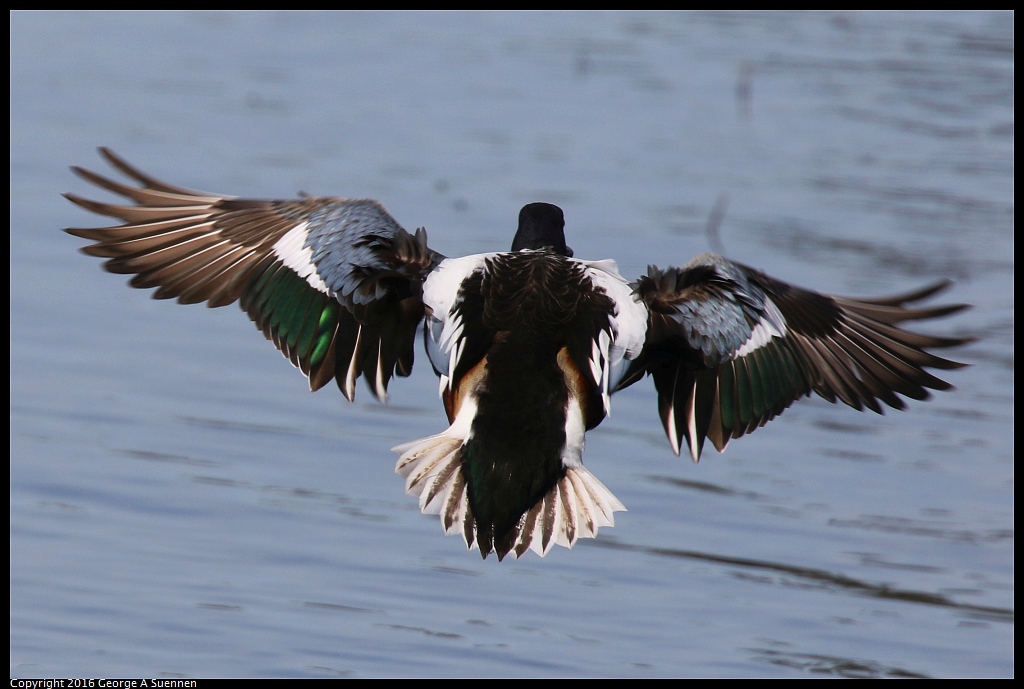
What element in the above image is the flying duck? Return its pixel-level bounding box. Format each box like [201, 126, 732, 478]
[65, 148, 971, 560]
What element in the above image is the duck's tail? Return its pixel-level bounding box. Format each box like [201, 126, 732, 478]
[393, 431, 625, 559]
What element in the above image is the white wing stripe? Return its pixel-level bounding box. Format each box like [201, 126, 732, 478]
[735, 300, 787, 358]
[271, 221, 329, 293]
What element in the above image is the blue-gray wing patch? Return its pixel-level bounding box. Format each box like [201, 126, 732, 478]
[65, 148, 443, 404]
[628, 253, 971, 462]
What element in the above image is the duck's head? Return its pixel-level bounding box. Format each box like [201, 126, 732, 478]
[511, 202, 573, 257]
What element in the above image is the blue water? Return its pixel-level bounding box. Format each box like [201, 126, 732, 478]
[11, 11, 1013, 678]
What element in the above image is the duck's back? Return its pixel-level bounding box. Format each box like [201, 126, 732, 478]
[402, 250, 642, 559]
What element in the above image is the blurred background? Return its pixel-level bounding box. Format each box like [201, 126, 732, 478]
[10, 11, 1013, 678]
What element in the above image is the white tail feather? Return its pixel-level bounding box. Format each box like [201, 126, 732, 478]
[394, 432, 626, 558]
[393, 432, 476, 550]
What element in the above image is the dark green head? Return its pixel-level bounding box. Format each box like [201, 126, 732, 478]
[511, 202, 573, 257]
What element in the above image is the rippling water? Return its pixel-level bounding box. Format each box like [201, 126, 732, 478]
[11, 11, 1013, 678]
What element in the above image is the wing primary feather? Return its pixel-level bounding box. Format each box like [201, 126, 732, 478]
[67, 150, 442, 403]
[632, 256, 969, 458]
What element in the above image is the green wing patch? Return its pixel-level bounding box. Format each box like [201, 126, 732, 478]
[242, 260, 342, 391]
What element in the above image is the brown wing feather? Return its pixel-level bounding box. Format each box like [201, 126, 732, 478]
[66, 149, 441, 402]
[631, 255, 972, 461]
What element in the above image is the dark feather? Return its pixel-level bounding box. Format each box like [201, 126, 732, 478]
[65, 149, 442, 401]
[630, 253, 971, 460]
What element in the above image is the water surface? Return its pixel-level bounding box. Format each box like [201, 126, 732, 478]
[10, 10, 1013, 678]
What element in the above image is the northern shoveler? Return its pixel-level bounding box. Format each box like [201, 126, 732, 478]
[65, 148, 972, 560]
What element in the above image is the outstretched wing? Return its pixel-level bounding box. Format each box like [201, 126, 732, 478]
[65, 148, 444, 402]
[620, 253, 972, 461]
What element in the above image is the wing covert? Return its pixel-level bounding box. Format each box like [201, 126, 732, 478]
[65, 148, 444, 403]
[626, 253, 972, 461]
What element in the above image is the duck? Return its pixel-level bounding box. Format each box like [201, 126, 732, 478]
[65, 148, 972, 560]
